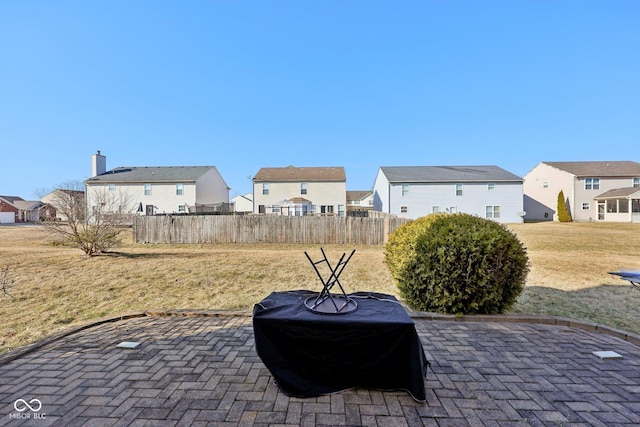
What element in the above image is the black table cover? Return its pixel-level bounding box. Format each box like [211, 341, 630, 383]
[253, 291, 429, 401]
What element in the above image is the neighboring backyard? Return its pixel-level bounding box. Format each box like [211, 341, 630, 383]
[1, 221, 639, 355]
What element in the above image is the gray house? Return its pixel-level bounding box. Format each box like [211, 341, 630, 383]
[373, 165, 524, 223]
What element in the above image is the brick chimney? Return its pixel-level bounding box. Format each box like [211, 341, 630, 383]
[91, 151, 106, 177]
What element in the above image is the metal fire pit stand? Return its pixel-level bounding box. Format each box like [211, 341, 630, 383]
[304, 248, 358, 314]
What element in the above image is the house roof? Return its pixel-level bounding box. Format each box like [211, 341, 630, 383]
[283, 197, 312, 204]
[379, 166, 522, 183]
[0, 196, 25, 204]
[543, 161, 640, 177]
[596, 187, 640, 199]
[346, 191, 373, 202]
[85, 166, 219, 184]
[12, 200, 44, 210]
[253, 166, 346, 182]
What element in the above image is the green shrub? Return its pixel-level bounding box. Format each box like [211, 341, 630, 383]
[557, 190, 572, 222]
[384, 213, 448, 283]
[384, 213, 529, 315]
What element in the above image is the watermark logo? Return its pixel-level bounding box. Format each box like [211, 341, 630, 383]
[9, 398, 46, 420]
[14, 398, 42, 412]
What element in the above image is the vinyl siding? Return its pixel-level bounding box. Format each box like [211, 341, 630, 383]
[388, 181, 523, 222]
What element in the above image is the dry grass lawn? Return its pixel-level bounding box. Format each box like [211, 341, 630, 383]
[1, 221, 639, 355]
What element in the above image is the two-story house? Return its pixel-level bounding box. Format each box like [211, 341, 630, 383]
[523, 161, 640, 222]
[346, 191, 374, 213]
[252, 166, 347, 216]
[84, 151, 230, 216]
[373, 165, 524, 223]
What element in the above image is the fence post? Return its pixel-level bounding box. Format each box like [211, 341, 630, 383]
[383, 217, 390, 244]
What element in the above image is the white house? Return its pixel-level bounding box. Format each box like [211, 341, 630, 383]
[373, 165, 524, 223]
[346, 190, 374, 212]
[84, 151, 230, 215]
[252, 166, 347, 216]
[523, 161, 640, 222]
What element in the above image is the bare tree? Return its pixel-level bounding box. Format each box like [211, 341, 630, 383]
[42, 181, 136, 256]
[1, 265, 15, 298]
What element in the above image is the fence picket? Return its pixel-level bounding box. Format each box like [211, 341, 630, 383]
[133, 214, 408, 245]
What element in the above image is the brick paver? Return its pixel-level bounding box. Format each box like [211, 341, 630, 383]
[1, 314, 639, 426]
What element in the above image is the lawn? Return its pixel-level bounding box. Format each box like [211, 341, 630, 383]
[1, 221, 639, 354]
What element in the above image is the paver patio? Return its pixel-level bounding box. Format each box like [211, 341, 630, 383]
[1, 313, 639, 426]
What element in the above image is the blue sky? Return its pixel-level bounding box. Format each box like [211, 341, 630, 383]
[1, 1, 638, 199]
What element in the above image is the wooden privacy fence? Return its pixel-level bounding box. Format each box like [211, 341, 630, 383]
[133, 215, 409, 245]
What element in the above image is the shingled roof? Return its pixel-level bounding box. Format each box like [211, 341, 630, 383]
[379, 165, 522, 183]
[253, 166, 346, 182]
[543, 161, 640, 177]
[596, 187, 640, 199]
[85, 166, 219, 183]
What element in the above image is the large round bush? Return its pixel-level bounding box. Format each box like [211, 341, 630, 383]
[384, 213, 529, 315]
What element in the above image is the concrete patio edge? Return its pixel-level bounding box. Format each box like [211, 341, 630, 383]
[1, 309, 638, 367]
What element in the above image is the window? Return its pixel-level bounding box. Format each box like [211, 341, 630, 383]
[543, 181, 549, 189]
[634, 177, 640, 187]
[178, 205, 186, 213]
[272, 205, 281, 214]
[487, 183, 495, 191]
[449, 206, 457, 213]
[585, 178, 600, 190]
[262, 183, 269, 195]
[620, 199, 629, 213]
[432, 206, 440, 213]
[456, 183, 463, 196]
[144, 184, 151, 195]
[338, 204, 345, 217]
[108, 183, 116, 191]
[486, 206, 501, 219]
[300, 182, 307, 195]
[176, 183, 184, 195]
[320, 205, 334, 214]
[400, 206, 408, 213]
[401, 184, 410, 197]
[582, 202, 590, 210]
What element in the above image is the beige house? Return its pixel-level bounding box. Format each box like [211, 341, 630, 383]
[231, 193, 253, 213]
[252, 166, 347, 216]
[41, 189, 85, 221]
[523, 161, 640, 222]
